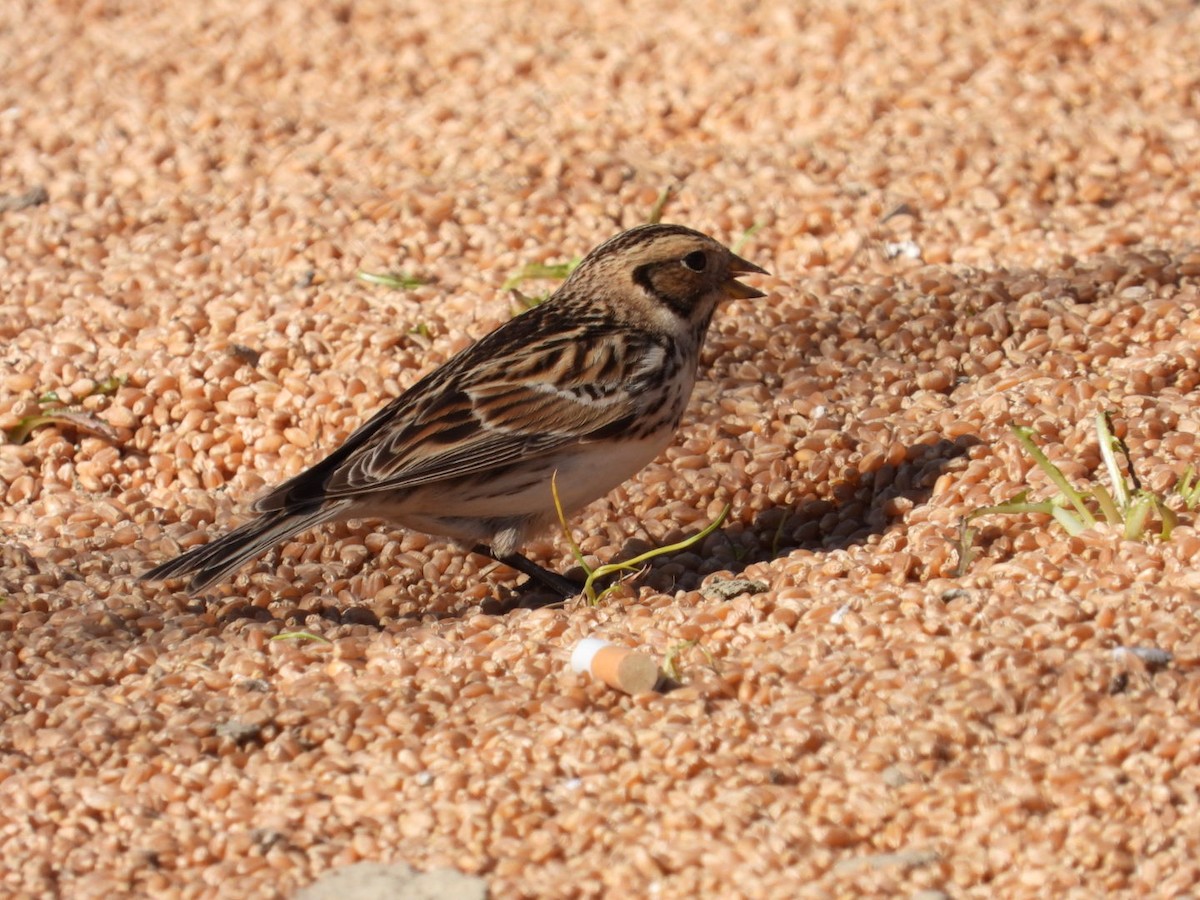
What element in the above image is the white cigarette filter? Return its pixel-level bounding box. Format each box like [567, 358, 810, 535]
[570, 638, 660, 695]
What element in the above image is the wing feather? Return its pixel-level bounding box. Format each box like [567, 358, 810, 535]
[260, 314, 669, 507]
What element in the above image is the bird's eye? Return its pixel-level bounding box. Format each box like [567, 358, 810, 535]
[681, 250, 708, 272]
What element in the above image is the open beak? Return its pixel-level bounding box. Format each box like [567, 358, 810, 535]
[724, 253, 769, 300]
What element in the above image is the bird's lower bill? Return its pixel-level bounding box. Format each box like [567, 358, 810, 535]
[723, 277, 766, 300]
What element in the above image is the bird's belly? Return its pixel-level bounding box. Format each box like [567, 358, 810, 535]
[386, 433, 673, 522]
[544, 433, 673, 513]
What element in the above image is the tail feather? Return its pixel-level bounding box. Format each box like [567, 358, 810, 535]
[141, 504, 343, 594]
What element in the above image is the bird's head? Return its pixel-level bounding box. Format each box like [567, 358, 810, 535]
[559, 223, 769, 334]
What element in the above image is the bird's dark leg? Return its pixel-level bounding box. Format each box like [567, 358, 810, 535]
[472, 545, 582, 598]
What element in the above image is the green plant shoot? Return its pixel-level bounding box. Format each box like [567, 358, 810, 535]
[550, 471, 730, 605]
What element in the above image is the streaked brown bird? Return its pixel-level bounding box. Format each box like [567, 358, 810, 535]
[142, 223, 768, 595]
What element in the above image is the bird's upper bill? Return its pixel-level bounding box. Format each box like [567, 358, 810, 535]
[724, 253, 769, 300]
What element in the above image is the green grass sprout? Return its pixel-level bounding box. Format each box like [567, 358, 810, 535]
[1175, 466, 1200, 510]
[550, 472, 731, 605]
[7, 411, 118, 444]
[503, 259, 582, 313]
[357, 270, 434, 338]
[731, 222, 763, 255]
[7, 376, 128, 444]
[647, 185, 674, 224]
[953, 520, 978, 578]
[662, 639, 720, 683]
[1010, 423, 1097, 528]
[956, 412, 1179, 574]
[509, 287, 550, 312]
[269, 631, 332, 644]
[662, 641, 690, 682]
[501, 259, 581, 293]
[94, 375, 126, 396]
[356, 270, 427, 290]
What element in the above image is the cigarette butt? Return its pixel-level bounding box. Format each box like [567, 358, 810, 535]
[571, 638, 660, 694]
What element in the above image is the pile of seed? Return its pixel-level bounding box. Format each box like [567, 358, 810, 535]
[3, 0, 1200, 896]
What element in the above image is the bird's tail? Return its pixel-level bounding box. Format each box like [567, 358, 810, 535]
[140, 504, 343, 595]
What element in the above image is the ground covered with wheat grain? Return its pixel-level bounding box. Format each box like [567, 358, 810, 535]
[2, 0, 1200, 897]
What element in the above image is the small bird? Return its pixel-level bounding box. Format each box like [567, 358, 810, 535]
[142, 223, 768, 596]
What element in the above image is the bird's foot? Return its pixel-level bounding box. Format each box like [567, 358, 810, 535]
[472, 545, 583, 599]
